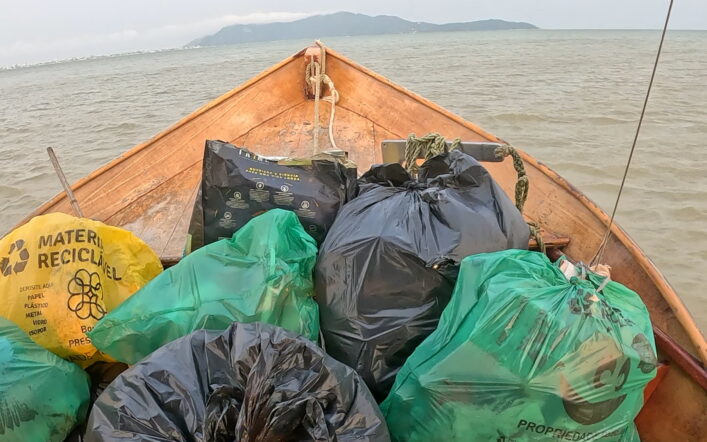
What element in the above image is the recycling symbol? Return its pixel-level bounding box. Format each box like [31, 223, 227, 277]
[67, 269, 106, 320]
[0, 239, 30, 277]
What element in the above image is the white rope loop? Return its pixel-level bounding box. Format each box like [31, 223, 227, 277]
[307, 41, 340, 154]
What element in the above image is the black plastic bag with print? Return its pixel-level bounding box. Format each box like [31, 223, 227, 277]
[188, 140, 357, 251]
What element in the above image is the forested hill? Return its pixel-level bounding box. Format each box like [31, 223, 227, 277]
[187, 12, 537, 47]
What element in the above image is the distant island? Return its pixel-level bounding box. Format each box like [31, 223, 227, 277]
[187, 12, 537, 47]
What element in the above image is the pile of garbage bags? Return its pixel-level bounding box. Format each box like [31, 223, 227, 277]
[315, 152, 529, 398]
[0, 138, 660, 442]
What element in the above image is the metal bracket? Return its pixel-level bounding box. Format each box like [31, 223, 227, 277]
[381, 140, 505, 164]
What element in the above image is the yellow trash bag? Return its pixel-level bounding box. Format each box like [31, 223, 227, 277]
[0, 212, 162, 366]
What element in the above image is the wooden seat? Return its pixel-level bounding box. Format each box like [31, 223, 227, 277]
[529, 227, 570, 251]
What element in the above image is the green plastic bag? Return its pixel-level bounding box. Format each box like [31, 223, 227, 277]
[0, 317, 90, 441]
[381, 250, 656, 442]
[89, 209, 319, 364]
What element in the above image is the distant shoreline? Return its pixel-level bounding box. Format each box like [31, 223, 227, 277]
[2, 29, 704, 71]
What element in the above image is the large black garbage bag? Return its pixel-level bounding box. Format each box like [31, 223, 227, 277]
[189, 140, 357, 249]
[315, 150, 530, 400]
[84, 322, 390, 442]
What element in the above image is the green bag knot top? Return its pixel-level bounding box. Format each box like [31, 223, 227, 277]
[89, 209, 320, 364]
[381, 249, 656, 442]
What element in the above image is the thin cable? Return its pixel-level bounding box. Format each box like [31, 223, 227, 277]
[590, 0, 674, 266]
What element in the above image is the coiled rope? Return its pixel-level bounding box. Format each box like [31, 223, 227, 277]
[306, 40, 340, 154]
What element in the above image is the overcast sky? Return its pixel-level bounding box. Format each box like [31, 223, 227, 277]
[1, 0, 705, 67]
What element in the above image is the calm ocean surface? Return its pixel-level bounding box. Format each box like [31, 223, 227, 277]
[0, 30, 705, 330]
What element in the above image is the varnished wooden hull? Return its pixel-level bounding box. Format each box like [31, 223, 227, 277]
[17, 45, 706, 440]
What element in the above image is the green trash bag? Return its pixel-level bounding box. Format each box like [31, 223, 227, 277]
[381, 249, 657, 442]
[0, 317, 90, 442]
[89, 209, 319, 364]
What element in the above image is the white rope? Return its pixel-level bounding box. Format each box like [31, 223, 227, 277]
[321, 74, 340, 151]
[307, 41, 340, 154]
[311, 60, 321, 154]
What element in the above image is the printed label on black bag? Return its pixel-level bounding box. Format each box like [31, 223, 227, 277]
[245, 166, 301, 181]
[226, 191, 249, 209]
[249, 182, 271, 203]
[273, 184, 295, 206]
[218, 212, 237, 229]
[294, 200, 316, 219]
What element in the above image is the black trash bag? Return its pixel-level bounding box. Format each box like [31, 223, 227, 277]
[188, 140, 357, 250]
[315, 150, 530, 400]
[84, 322, 390, 442]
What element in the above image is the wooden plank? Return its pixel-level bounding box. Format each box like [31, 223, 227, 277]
[635, 360, 707, 441]
[231, 103, 307, 157]
[652, 327, 707, 391]
[372, 124, 401, 165]
[237, 100, 378, 171]
[326, 48, 501, 144]
[528, 228, 570, 251]
[642, 363, 669, 403]
[104, 162, 200, 256]
[161, 175, 200, 262]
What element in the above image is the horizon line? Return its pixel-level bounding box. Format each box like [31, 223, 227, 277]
[2, 28, 705, 71]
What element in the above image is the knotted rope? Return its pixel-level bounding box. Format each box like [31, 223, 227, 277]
[494, 144, 529, 214]
[494, 144, 544, 254]
[404, 133, 460, 176]
[404, 133, 544, 253]
[404, 135, 529, 212]
[527, 222, 545, 254]
[306, 40, 340, 154]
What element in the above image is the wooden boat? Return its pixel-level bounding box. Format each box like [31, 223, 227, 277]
[17, 44, 706, 440]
